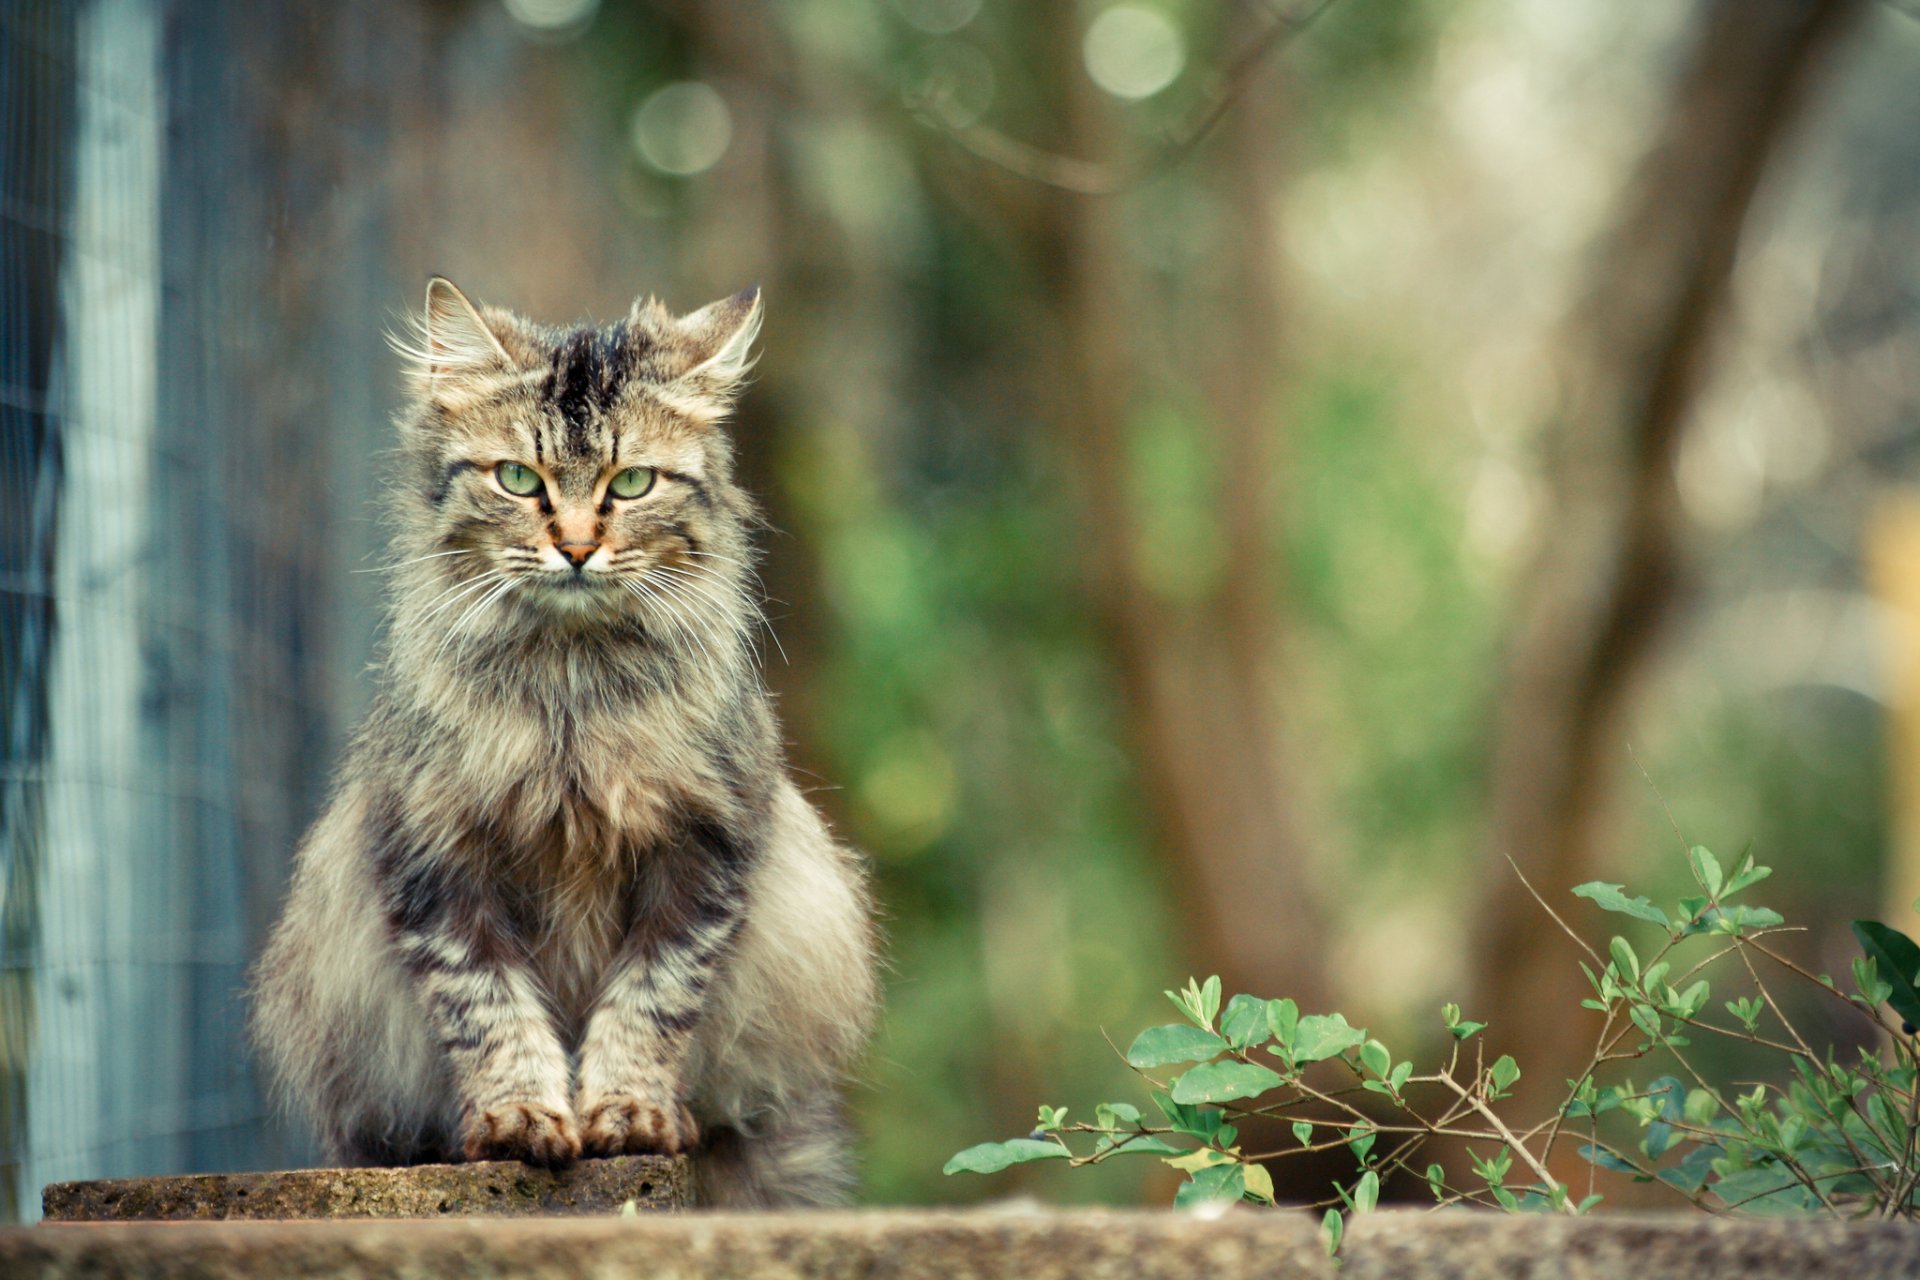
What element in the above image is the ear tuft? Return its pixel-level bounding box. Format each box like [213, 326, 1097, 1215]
[389, 277, 511, 395]
[674, 286, 763, 390]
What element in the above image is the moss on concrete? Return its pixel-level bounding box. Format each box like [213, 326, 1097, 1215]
[39, 1155, 688, 1221]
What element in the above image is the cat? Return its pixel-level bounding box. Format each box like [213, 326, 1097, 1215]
[250, 278, 879, 1208]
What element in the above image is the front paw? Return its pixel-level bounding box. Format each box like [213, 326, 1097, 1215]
[578, 1093, 700, 1156]
[463, 1101, 582, 1167]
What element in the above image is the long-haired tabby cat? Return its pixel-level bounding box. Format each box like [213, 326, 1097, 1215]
[251, 279, 878, 1208]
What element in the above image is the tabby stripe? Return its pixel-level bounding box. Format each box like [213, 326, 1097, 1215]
[430, 460, 477, 507]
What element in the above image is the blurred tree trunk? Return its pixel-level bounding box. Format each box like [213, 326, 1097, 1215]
[1019, 1, 1328, 1011]
[1473, 0, 1864, 1125]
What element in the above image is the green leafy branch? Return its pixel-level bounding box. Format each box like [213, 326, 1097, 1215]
[945, 842, 1920, 1254]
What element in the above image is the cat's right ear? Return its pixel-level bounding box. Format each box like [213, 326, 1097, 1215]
[392, 277, 512, 402]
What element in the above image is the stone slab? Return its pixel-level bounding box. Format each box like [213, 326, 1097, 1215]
[2, 1209, 1917, 1279]
[1339, 1211, 1920, 1279]
[39, 1155, 689, 1221]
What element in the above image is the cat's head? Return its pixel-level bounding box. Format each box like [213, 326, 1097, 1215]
[386, 278, 762, 647]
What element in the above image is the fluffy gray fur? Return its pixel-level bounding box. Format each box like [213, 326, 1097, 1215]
[251, 279, 878, 1207]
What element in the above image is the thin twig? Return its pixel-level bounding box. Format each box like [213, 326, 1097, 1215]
[1435, 1074, 1577, 1214]
[921, 0, 1341, 196]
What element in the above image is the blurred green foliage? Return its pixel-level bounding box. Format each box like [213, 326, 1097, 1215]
[550, 0, 1902, 1205]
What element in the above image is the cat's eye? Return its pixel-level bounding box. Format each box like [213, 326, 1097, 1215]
[607, 467, 657, 500]
[495, 461, 543, 497]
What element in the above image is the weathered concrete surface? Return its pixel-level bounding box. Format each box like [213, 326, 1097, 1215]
[40, 1155, 688, 1221]
[2, 1209, 1917, 1279]
[1340, 1211, 1919, 1279]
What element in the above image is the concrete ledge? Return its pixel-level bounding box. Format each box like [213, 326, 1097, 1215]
[40, 1155, 688, 1221]
[3, 1209, 1917, 1279]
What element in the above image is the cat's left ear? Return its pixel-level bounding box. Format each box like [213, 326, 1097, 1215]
[667, 286, 763, 396]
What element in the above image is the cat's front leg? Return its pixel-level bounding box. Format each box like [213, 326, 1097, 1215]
[382, 847, 580, 1165]
[576, 895, 744, 1157]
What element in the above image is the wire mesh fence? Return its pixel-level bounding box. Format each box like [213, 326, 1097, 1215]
[0, 0, 448, 1220]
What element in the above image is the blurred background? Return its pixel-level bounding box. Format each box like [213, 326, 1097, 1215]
[2, 0, 1917, 1221]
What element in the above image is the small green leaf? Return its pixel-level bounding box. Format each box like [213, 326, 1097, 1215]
[1127, 1024, 1230, 1069]
[1722, 857, 1772, 898]
[1091, 1134, 1185, 1157]
[1642, 1076, 1686, 1159]
[1035, 1105, 1066, 1131]
[1199, 976, 1222, 1027]
[1321, 1209, 1344, 1258]
[1170, 1060, 1285, 1105]
[1291, 1013, 1367, 1063]
[1578, 1143, 1639, 1173]
[1574, 882, 1672, 929]
[943, 1139, 1071, 1175]
[1426, 1163, 1447, 1199]
[1360, 1039, 1391, 1079]
[1390, 1060, 1414, 1092]
[1163, 1146, 1237, 1173]
[1609, 936, 1640, 984]
[1348, 1130, 1376, 1164]
[1242, 1161, 1276, 1204]
[1153, 1093, 1229, 1141]
[1268, 998, 1299, 1048]
[1174, 1163, 1245, 1207]
[1220, 994, 1272, 1049]
[1706, 904, 1785, 933]
[1853, 921, 1920, 1028]
[1293, 1121, 1315, 1147]
[1095, 1102, 1141, 1130]
[1641, 961, 1670, 995]
[1489, 1055, 1520, 1097]
[1687, 846, 1723, 897]
[1353, 1169, 1380, 1214]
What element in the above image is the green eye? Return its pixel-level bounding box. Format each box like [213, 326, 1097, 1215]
[608, 467, 657, 500]
[496, 461, 543, 497]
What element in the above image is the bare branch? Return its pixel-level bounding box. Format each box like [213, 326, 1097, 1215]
[916, 0, 1341, 195]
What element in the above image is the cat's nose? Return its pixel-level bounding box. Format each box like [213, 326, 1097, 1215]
[556, 542, 598, 569]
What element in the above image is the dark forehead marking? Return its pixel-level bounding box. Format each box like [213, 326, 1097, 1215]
[545, 321, 636, 457]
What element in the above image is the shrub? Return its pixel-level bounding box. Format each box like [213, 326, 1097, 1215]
[946, 846, 1920, 1254]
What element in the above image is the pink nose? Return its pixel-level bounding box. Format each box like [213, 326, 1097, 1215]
[557, 542, 598, 568]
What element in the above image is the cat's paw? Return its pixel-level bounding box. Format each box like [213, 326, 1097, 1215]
[463, 1101, 582, 1167]
[578, 1093, 700, 1156]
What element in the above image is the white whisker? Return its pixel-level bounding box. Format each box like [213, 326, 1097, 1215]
[626, 578, 716, 668]
[438, 576, 521, 662]
[415, 570, 512, 629]
[354, 548, 474, 574]
[657, 559, 787, 666]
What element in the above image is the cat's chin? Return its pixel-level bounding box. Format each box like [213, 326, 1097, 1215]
[522, 575, 630, 620]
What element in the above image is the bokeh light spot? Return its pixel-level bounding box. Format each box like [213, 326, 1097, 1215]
[892, 0, 981, 35]
[1083, 4, 1185, 101]
[630, 82, 734, 177]
[502, 0, 598, 36]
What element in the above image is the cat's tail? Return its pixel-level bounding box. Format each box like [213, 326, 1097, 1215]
[692, 1097, 855, 1208]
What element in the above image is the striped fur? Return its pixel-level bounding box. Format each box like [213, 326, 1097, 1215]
[251, 280, 878, 1206]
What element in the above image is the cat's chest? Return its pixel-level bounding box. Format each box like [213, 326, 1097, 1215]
[459, 699, 695, 848]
